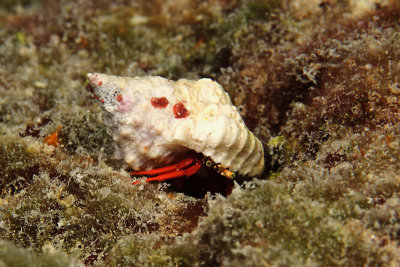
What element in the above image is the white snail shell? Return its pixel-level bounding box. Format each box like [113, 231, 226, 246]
[87, 73, 264, 177]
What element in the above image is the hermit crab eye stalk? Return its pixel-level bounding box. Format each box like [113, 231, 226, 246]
[202, 157, 237, 179]
[222, 169, 236, 179]
[203, 157, 215, 168]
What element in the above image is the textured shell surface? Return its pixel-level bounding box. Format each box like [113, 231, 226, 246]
[87, 73, 264, 177]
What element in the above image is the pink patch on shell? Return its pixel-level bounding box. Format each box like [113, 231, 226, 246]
[89, 74, 103, 87]
[117, 95, 134, 112]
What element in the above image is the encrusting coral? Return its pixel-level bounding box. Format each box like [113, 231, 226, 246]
[1, 0, 400, 266]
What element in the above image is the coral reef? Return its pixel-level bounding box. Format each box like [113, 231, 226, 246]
[1, 0, 400, 265]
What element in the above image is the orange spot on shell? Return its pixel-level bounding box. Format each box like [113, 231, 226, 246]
[98, 81, 102, 86]
[173, 102, 189, 118]
[151, 97, 169, 108]
[44, 126, 61, 147]
[116, 94, 123, 102]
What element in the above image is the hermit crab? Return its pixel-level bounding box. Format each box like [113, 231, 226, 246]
[87, 73, 264, 184]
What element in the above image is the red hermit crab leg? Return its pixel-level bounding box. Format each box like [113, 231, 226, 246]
[130, 157, 194, 176]
[131, 156, 202, 185]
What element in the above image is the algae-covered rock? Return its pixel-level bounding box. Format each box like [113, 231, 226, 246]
[1, 0, 400, 266]
[0, 239, 81, 267]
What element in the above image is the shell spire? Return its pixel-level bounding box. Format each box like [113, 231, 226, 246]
[87, 73, 264, 177]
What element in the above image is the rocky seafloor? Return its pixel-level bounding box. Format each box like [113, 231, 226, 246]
[1, 0, 400, 266]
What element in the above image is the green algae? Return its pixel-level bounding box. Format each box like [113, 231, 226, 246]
[0, 136, 48, 197]
[55, 109, 114, 156]
[104, 179, 398, 265]
[0, 239, 81, 267]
